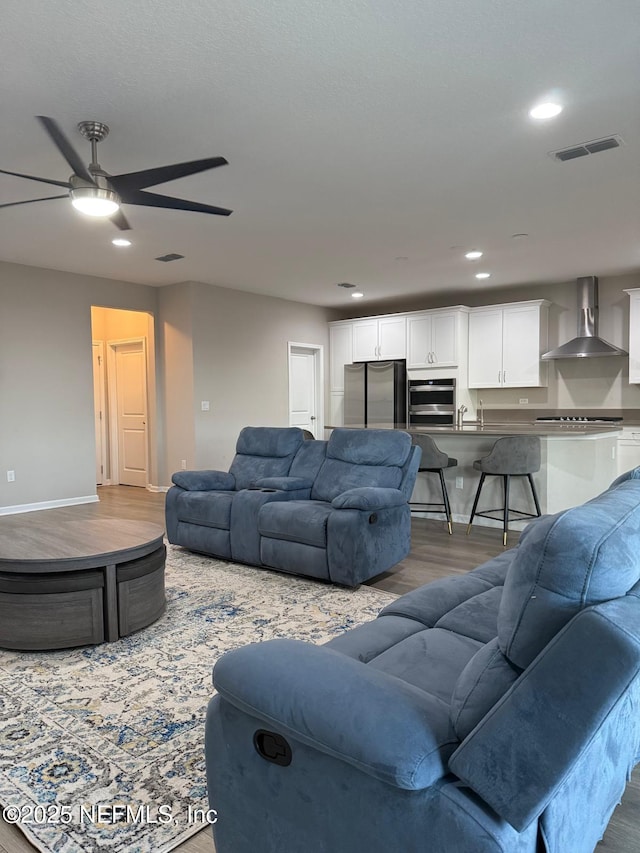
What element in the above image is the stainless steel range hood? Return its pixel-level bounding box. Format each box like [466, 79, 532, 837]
[541, 276, 628, 359]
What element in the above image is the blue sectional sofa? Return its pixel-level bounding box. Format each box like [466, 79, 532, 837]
[166, 426, 421, 586]
[205, 467, 640, 853]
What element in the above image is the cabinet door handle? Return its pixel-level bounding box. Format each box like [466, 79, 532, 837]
[432, 351, 437, 363]
[427, 352, 431, 364]
[503, 370, 507, 384]
[498, 370, 502, 384]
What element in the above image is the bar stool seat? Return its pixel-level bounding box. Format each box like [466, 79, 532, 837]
[410, 435, 457, 534]
[467, 435, 541, 546]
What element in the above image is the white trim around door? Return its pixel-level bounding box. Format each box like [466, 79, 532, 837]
[287, 342, 325, 438]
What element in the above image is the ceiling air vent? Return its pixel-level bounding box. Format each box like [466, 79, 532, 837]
[550, 135, 623, 162]
[155, 253, 185, 262]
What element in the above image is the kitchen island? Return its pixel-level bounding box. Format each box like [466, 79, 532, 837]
[408, 422, 620, 529]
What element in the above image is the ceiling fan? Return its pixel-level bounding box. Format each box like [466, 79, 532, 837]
[0, 116, 232, 230]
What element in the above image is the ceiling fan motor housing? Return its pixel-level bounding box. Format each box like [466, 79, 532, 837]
[77, 121, 110, 143]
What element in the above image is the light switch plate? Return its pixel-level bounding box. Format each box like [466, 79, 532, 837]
[201, 401, 210, 411]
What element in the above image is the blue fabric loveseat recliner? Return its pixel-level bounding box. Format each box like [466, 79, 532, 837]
[166, 426, 421, 586]
[205, 467, 640, 853]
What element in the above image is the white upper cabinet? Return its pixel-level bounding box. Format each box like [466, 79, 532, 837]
[626, 289, 640, 383]
[352, 315, 406, 361]
[329, 322, 353, 393]
[468, 300, 549, 388]
[407, 308, 465, 369]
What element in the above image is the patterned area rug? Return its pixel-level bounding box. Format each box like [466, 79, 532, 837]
[0, 545, 395, 853]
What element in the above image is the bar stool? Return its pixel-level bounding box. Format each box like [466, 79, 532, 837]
[410, 435, 457, 535]
[466, 436, 541, 546]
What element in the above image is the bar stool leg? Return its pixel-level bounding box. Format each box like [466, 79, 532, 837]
[467, 473, 486, 535]
[503, 475, 511, 547]
[528, 474, 542, 517]
[438, 468, 453, 535]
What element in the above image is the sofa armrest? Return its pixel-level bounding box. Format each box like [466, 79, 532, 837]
[252, 476, 313, 492]
[213, 638, 457, 790]
[331, 487, 406, 511]
[448, 601, 640, 831]
[171, 469, 235, 491]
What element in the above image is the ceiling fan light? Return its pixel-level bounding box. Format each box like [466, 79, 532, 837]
[71, 187, 120, 217]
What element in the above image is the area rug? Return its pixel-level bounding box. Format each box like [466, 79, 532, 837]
[0, 545, 396, 853]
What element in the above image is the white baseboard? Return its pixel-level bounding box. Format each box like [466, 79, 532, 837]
[0, 494, 99, 517]
[147, 484, 169, 494]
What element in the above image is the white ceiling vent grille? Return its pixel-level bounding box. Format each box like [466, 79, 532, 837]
[550, 135, 623, 162]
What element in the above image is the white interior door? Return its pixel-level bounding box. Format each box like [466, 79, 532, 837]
[288, 344, 324, 437]
[110, 340, 148, 487]
[92, 341, 107, 485]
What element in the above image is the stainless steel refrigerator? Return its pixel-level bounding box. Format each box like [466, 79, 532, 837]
[344, 360, 407, 429]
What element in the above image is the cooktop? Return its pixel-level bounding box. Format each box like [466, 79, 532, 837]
[536, 416, 623, 423]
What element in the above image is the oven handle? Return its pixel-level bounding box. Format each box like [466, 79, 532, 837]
[409, 385, 455, 392]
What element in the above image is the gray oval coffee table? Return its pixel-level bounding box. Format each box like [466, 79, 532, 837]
[0, 518, 166, 650]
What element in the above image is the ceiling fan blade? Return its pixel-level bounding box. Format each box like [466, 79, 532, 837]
[0, 195, 68, 209]
[0, 168, 70, 189]
[110, 157, 228, 193]
[36, 116, 96, 184]
[110, 209, 132, 231]
[121, 189, 232, 216]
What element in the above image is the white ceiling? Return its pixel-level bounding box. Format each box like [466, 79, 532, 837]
[1, 0, 639, 308]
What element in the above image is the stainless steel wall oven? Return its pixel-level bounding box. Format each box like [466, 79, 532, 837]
[408, 378, 456, 427]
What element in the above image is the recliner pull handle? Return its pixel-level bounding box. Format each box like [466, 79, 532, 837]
[253, 729, 292, 766]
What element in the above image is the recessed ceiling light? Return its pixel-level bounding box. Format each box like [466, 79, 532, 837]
[465, 250, 483, 260]
[112, 238, 132, 247]
[351, 291, 365, 298]
[475, 272, 491, 280]
[529, 102, 563, 120]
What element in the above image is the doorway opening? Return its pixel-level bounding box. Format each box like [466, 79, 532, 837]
[287, 342, 324, 438]
[91, 307, 157, 489]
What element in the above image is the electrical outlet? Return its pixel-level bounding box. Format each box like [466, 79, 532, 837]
[455, 476, 464, 490]
[180, 459, 187, 470]
[7, 470, 15, 482]
[519, 398, 529, 405]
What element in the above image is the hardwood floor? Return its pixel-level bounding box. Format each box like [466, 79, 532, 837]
[0, 486, 638, 852]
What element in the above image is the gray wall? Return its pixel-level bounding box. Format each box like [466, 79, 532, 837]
[0, 261, 333, 510]
[0, 261, 157, 510]
[176, 281, 332, 471]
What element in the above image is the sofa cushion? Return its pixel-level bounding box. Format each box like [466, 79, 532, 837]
[435, 587, 502, 645]
[288, 439, 328, 480]
[229, 427, 304, 490]
[311, 429, 410, 503]
[331, 487, 406, 511]
[235, 426, 304, 457]
[176, 491, 235, 529]
[327, 428, 412, 467]
[258, 500, 333, 548]
[367, 628, 483, 705]
[171, 470, 235, 491]
[449, 638, 521, 740]
[498, 477, 640, 669]
[312, 459, 403, 503]
[379, 549, 513, 628]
